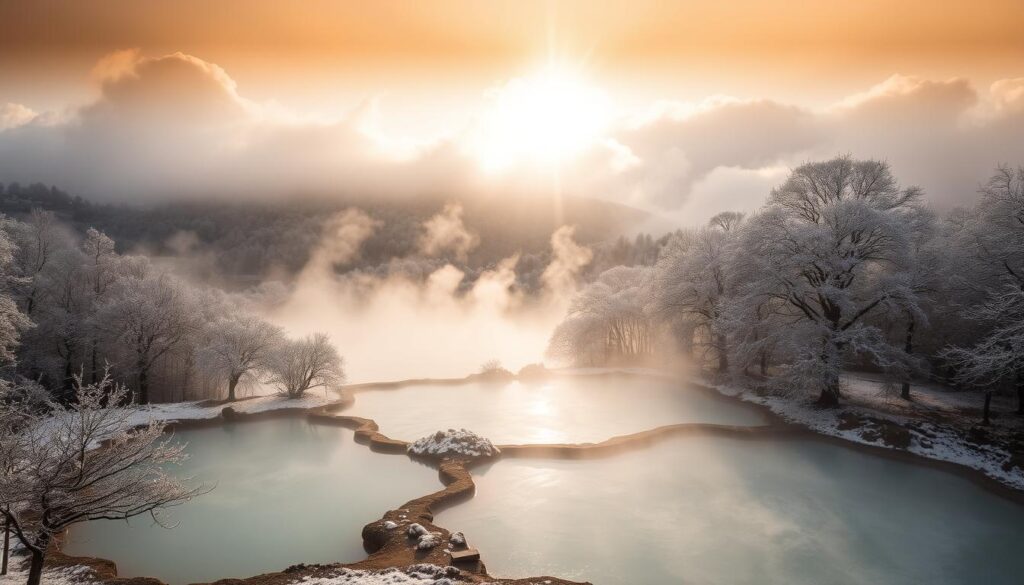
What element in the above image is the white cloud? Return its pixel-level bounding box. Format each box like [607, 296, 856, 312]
[0, 103, 36, 130]
[3, 52, 1024, 218]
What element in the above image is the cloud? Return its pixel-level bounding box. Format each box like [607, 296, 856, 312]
[990, 78, 1024, 118]
[0, 51, 480, 200]
[418, 202, 479, 261]
[0, 103, 36, 130]
[4, 51, 1024, 218]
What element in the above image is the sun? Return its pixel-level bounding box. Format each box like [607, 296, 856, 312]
[471, 64, 613, 172]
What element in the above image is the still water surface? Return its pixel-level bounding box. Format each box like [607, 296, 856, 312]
[437, 435, 1024, 585]
[65, 419, 440, 585]
[347, 373, 769, 444]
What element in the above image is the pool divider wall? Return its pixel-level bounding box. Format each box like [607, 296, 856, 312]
[38, 370, 1024, 585]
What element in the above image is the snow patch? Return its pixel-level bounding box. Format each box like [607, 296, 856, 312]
[705, 376, 1024, 491]
[294, 564, 467, 585]
[120, 391, 341, 428]
[0, 562, 96, 585]
[406, 523, 429, 538]
[383, 520, 398, 530]
[416, 532, 442, 550]
[407, 429, 499, 458]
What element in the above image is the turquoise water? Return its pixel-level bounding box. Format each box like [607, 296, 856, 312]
[437, 435, 1024, 585]
[64, 419, 439, 585]
[347, 374, 769, 444]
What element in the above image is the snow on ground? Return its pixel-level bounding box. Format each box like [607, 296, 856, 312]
[293, 564, 470, 585]
[708, 374, 1024, 491]
[0, 557, 95, 585]
[407, 429, 500, 458]
[123, 390, 342, 428]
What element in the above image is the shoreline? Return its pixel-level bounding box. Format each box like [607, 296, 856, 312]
[28, 368, 1024, 585]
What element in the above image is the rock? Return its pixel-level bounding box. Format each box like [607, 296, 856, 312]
[416, 532, 441, 550]
[406, 523, 429, 538]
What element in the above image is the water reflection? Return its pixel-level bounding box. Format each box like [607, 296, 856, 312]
[348, 374, 768, 444]
[439, 435, 1024, 585]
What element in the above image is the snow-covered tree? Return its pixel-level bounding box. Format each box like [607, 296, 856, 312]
[96, 270, 200, 404]
[652, 215, 742, 373]
[9, 209, 64, 317]
[263, 333, 344, 398]
[0, 375, 205, 585]
[942, 286, 1024, 422]
[17, 247, 90, 398]
[80, 228, 118, 384]
[547, 266, 655, 366]
[729, 156, 923, 404]
[0, 218, 32, 372]
[940, 166, 1024, 420]
[962, 165, 1024, 288]
[197, 314, 284, 401]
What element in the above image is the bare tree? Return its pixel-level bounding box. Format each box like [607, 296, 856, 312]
[81, 228, 117, 384]
[10, 209, 61, 317]
[264, 333, 345, 399]
[96, 271, 199, 404]
[547, 266, 655, 366]
[198, 314, 284, 401]
[943, 286, 1024, 423]
[0, 375, 206, 585]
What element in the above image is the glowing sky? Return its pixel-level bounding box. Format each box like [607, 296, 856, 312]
[2, 0, 1024, 223]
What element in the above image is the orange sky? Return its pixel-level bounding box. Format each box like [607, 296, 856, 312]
[3, 0, 1024, 118]
[3, 0, 1024, 218]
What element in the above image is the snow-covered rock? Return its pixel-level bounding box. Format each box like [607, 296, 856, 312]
[407, 429, 499, 458]
[448, 532, 466, 547]
[416, 532, 442, 550]
[406, 523, 429, 538]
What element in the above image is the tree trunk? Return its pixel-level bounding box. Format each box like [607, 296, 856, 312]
[818, 344, 841, 406]
[62, 354, 75, 403]
[818, 384, 841, 406]
[1016, 371, 1024, 415]
[26, 537, 47, 585]
[1, 516, 9, 576]
[983, 391, 993, 426]
[716, 334, 729, 373]
[90, 340, 99, 385]
[901, 317, 915, 400]
[227, 373, 240, 402]
[137, 366, 149, 405]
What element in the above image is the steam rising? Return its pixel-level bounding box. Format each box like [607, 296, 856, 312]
[418, 202, 479, 261]
[262, 209, 591, 382]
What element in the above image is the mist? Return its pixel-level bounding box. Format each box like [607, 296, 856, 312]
[258, 208, 593, 382]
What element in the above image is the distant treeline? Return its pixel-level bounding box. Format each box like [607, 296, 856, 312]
[0, 182, 666, 289]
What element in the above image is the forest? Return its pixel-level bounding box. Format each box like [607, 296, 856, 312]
[0, 155, 1020, 423]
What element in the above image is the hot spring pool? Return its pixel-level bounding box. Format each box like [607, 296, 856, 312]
[437, 435, 1024, 585]
[63, 418, 440, 585]
[346, 373, 769, 444]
